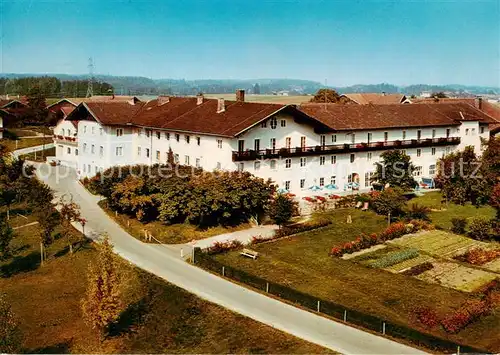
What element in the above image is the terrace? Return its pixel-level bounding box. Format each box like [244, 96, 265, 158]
[53, 134, 78, 145]
[232, 137, 461, 161]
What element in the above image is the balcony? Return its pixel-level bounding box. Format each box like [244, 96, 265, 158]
[232, 137, 461, 161]
[53, 135, 78, 146]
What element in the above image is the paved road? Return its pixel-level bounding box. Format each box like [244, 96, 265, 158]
[35, 163, 425, 354]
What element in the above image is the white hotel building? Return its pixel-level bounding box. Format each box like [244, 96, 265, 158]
[53, 91, 495, 195]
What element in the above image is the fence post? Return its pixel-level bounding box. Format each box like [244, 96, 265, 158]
[222, 266, 225, 276]
[266, 282, 269, 293]
[317, 300, 320, 312]
[343, 310, 347, 322]
[382, 321, 386, 335]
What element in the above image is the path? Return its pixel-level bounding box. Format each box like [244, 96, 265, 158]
[34, 163, 425, 355]
[189, 225, 278, 249]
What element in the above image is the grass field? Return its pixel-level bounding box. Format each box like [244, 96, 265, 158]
[99, 201, 253, 244]
[213, 207, 500, 351]
[0, 203, 330, 353]
[410, 192, 496, 230]
[1, 135, 53, 152]
[205, 93, 311, 105]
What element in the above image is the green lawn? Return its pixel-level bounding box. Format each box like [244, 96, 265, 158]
[410, 191, 496, 230]
[1, 136, 53, 152]
[99, 201, 253, 244]
[0, 203, 330, 354]
[213, 207, 500, 352]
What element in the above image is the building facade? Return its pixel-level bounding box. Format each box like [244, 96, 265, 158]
[56, 91, 496, 195]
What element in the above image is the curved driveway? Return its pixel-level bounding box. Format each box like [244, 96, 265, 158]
[35, 163, 425, 354]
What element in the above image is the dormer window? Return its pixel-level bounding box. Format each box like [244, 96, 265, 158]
[270, 117, 277, 129]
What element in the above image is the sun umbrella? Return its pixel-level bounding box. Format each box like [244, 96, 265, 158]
[324, 183, 338, 190]
[277, 187, 289, 194]
[309, 185, 322, 191]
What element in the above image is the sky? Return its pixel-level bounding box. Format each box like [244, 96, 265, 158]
[0, 0, 499, 87]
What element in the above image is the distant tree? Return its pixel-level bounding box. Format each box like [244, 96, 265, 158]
[25, 85, 48, 124]
[0, 221, 15, 261]
[268, 194, 297, 228]
[309, 88, 345, 103]
[59, 196, 83, 254]
[0, 294, 22, 353]
[253, 83, 261, 95]
[431, 92, 447, 99]
[373, 150, 417, 191]
[82, 236, 123, 341]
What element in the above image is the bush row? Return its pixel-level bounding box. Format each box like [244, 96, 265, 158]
[455, 248, 500, 265]
[329, 220, 433, 257]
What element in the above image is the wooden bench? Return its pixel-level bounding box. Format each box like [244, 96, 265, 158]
[240, 248, 259, 259]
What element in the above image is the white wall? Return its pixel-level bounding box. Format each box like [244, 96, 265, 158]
[53, 120, 79, 168]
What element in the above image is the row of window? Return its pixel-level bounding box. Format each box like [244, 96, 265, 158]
[60, 128, 75, 137]
[465, 127, 485, 135]
[261, 117, 286, 129]
[82, 126, 104, 136]
[136, 146, 202, 167]
[139, 129, 203, 146]
[82, 143, 104, 156]
[82, 164, 104, 174]
[244, 147, 441, 171]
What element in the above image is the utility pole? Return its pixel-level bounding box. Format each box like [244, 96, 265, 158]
[86, 57, 94, 98]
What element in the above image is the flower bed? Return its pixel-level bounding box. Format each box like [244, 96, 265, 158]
[440, 299, 491, 334]
[369, 249, 419, 269]
[330, 220, 433, 257]
[455, 248, 500, 266]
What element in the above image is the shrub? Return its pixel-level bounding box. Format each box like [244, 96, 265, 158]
[369, 249, 419, 268]
[441, 299, 491, 334]
[456, 248, 500, 265]
[406, 203, 431, 221]
[206, 240, 243, 255]
[451, 217, 467, 234]
[413, 307, 440, 328]
[467, 217, 493, 240]
[275, 219, 331, 238]
[402, 261, 434, 276]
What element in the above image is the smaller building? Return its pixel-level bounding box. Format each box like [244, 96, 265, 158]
[340, 93, 411, 105]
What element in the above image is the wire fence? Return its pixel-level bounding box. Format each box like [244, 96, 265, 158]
[193, 248, 487, 354]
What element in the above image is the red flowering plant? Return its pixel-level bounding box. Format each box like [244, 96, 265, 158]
[316, 196, 327, 203]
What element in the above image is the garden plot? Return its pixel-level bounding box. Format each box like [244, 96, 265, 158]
[483, 258, 500, 273]
[388, 230, 492, 259]
[416, 262, 498, 292]
[384, 254, 435, 273]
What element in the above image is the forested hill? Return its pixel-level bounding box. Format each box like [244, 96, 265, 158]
[1, 73, 498, 97]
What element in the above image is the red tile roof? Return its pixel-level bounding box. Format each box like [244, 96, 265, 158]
[341, 93, 407, 105]
[299, 102, 495, 131]
[66, 96, 498, 136]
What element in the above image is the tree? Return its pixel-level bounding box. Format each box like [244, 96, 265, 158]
[435, 146, 489, 205]
[25, 85, 48, 124]
[0, 293, 22, 354]
[82, 237, 123, 340]
[59, 196, 83, 254]
[371, 188, 407, 217]
[373, 150, 417, 191]
[309, 88, 347, 103]
[0, 221, 14, 261]
[35, 208, 60, 264]
[253, 83, 261, 95]
[490, 183, 500, 220]
[268, 194, 297, 228]
[431, 92, 447, 99]
[111, 176, 155, 221]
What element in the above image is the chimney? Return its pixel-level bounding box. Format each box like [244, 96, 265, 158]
[112, 94, 115, 99]
[236, 89, 245, 102]
[475, 96, 483, 110]
[158, 96, 170, 106]
[197, 93, 204, 105]
[217, 98, 225, 113]
[382, 91, 386, 96]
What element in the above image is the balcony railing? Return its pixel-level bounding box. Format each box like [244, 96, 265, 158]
[232, 137, 461, 161]
[53, 135, 78, 145]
